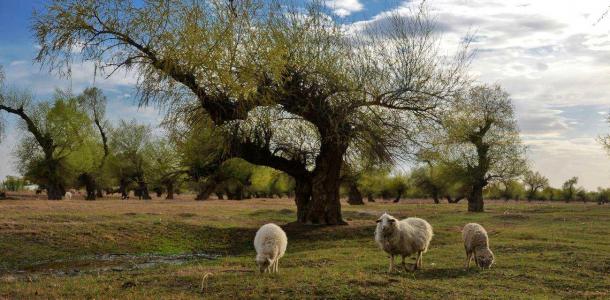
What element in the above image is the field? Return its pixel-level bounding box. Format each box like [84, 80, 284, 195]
[0, 193, 609, 299]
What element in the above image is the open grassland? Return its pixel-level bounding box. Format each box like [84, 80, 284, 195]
[0, 193, 609, 299]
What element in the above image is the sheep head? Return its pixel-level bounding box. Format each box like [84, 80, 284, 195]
[475, 248, 495, 269]
[256, 255, 272, 273]
[376, 213, 398, 236]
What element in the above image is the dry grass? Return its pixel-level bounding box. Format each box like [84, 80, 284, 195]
[0, 192, 609, 299]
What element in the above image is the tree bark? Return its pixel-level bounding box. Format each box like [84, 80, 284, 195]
[46, 161, 65, 200]
[432, 192, 440, 204]
[119, 178, 129, 199]
[367, 194, 375, 202]
[79, 173, 96, 200]
[294, 179, 312, 223]
[393, 189, 404, 203]
[347, 182, 364, 205]
[468, 183, 485, 212]
[306, 143, 347, 225]
[137, 179, 151, 200]
[166, 182, 174, 200]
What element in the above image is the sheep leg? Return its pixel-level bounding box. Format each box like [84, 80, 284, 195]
[465, 251, 473, 269]
[401, 256, 408, 272]
[417, 252, 423, 269]
[389, 255, 395, 273]
[473, 249, 478, 268]
[275, 259, 279, 273]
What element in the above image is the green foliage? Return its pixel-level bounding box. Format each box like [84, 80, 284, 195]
[562, 177, 579, 202]
[484, 180, 526, 201]
[523, 170, 549, 200]
[106, 120, 153, 194]
[14, 92, 94, 192]
[249, 166, 294, 197]
[1, 176, 28, 191]
[357, 169, 391, 200]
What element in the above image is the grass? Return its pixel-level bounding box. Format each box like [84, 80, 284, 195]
[0, 193, 609, 299]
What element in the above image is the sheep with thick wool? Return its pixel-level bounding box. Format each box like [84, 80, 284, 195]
[375, 213, 433, 272]
[462, 223, 495, 269]
[64, 192, 72, 200]
[254, 223, 287, 273]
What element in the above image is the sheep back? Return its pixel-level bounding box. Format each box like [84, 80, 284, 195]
[462, 223, 489, 252]
[254, 223, 287, 261]
[375, 216, 433, 257]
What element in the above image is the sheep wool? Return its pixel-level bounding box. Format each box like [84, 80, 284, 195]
[375, 213, 433, 272]
[64, 192, 72, 200]
[254, 223, 287, 273]
[462, 223, 495, 269]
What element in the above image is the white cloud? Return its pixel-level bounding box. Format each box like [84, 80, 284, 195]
[326, 0, 363, 17]
[351, 0, 610, 189]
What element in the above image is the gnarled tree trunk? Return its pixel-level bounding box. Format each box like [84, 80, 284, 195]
[78, 173, 96, 200]
[468, 183, 485, 212]
[294, 179, 312, 223]
[46, 161, 65, 200]
[137, 179, 151, 200]
[166, 182, 174, 200]
[347, 182, 364, 205]
[119, 177, 129, 199]
[305, 143, 347, 225]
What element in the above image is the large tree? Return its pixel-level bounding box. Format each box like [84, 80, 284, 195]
[439, 84, 527, 212]
[34, 0, 468, 224]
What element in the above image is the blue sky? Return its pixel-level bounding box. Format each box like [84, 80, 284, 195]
[1, 0, 610, 189]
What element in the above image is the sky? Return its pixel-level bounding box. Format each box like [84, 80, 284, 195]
[1, 0, 610, 190]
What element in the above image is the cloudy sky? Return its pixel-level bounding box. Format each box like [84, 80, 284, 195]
[1, 0, 610, 189]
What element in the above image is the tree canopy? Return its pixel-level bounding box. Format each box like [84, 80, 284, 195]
[434, 84, 527, 211]
[33, 0, 470, 224]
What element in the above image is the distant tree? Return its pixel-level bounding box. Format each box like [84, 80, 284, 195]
[145, 137, 185, 200]
[1, 87, 92, 199]
[77, 87, 111, 199]
[107, 120, 153, 199]
[562, 177, 579, 202]
[439, 84, 527, 212]
[523, 171, 549, 201]
[597, 187, 610, 205]
[358, 169, 391, 202]
[387, 173, 409, 203]
[166, 115, 227, 200]
[600, 113, 610, 153]
[1, 176, 28, 191]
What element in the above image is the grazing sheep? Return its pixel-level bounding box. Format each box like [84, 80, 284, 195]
[375, 213, 433, 272]
[254, 223, 287, 273]
[462, 223, 495, 269]
[64, 191, 72, 200]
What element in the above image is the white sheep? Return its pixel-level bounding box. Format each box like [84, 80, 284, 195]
[254, 223, 287, 273]
[462, 223, 495, 269]
[375, 213, 433, 272]
[64, 191, 72, 200]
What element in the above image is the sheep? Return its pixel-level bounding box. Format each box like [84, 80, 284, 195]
[64, 191, 72, 200]
[462, 223, 495, 269]
[375, 213, 433, 272]
[253, 223, 287, 273]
